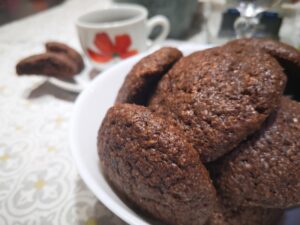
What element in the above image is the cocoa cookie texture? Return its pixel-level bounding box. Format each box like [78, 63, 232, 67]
[98, 40, 300, 225]
[214, 97, 300, 208]
[16, 53, 78, 78]
[16, 42, 84, 78]
[46, 41, 84, 73]
[149, 45, 286, 162]
[224, 38, 300, 100]
[98, 104, 216, 225]
[205, 197, 284, 225]
[115, 47, 183, 105]
[224, 38, 300, 69]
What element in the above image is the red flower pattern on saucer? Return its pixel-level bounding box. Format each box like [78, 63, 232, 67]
[87, 32, 138, 63]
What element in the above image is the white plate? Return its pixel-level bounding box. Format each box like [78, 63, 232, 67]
[48, 58, 91, 93]
[69, 43, 300, 225]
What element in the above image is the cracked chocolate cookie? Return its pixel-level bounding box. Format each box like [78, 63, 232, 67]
[224, 38, 300, 69]
[46, 41, 84, 73]
[225, 38, 300, 100]
[149, 46, 286, 162]
[98, 103, 216, 225]
[214, 97, 300, 208]
[115, 47, 183, 105]
[16, 52, 78, 78]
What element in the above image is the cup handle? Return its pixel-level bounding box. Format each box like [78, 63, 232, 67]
[146, 15, 170, 48]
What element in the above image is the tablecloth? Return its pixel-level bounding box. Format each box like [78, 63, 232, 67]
[0, 0, 127, 224]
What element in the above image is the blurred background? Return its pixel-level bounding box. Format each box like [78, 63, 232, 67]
[1, 0, 299, 47]
[0, 0, 63, 25]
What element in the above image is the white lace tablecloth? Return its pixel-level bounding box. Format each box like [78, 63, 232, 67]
[0, 0, 127, 224]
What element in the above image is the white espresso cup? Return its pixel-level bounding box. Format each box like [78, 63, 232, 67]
[76, 4, 170, 70]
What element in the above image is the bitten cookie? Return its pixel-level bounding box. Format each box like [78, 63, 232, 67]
[115, 47, 183, 105]
[98, 104, 216, 225]
[16, 53, 78, 78]
[46, 41, 84, 73]
[214, 97, 300, 208]
[149, 46, 286, 162]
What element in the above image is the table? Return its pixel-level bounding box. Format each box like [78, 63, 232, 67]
[0, 0, 127, 224]
[1, 0, 300, 224]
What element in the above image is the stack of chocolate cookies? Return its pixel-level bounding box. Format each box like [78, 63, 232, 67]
[98, 38, 300, 225]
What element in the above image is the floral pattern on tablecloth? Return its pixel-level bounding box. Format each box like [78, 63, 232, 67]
[0, 1, 127, 224]
[0, 91, 127, 224]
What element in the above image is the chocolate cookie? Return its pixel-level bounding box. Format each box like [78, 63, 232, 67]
[16, 52, 78, 78]
[115, 47, 183, 105]
[45, 41, 84, 73]
[224, 38, 300, 69]
[149, 46, 286, 162]
[98, 104, 216, 225]
[214, 97, 300, 208]
[206, 197, 284, 225]
[225, 38, 300, 100]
